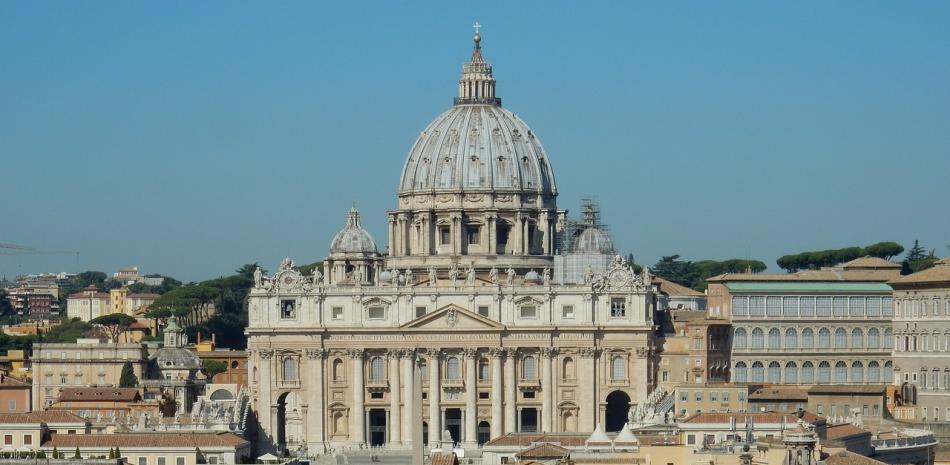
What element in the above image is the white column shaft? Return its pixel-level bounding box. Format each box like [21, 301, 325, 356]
[389, 355, 401, 444]
[504, 351, 517, 433]
[428, 354, 441, 446]
[491, 353, 503, 438]
[542, 353, 553, 432]
[351, 356, 365, 444]
[464, 354, 477, 445]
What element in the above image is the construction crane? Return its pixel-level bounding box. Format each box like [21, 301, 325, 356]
[0, 242, 79, 257]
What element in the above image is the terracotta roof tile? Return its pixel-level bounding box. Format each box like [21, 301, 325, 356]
[429, 452, 458, 465]
[44, 432, 248, 448]
[807, 385, 886, 395]
[708, 268, 897, 283]
[825, 424, 871, 441]
[485, 433, 588, 447]
[57, 387, 140, 402]
[127, 293, 161, 299]
[681, 411, 823, 425]
[516, 443, 569, 459]
[839, 256, 901, 270]
[890, 259, 950, 286]
[821, 449, 888, 465]
[654, 277, 704, 297]
[0, 411, 86, 424]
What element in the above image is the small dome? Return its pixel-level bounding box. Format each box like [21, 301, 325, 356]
[574, 227, 613, 254]
[524, 269, 541, 282]
[330, 207, 378, 255]
[379, 270, 392, 282]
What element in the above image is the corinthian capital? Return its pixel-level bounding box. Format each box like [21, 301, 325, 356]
[347, 348, 365, 360]
[306, 348, 329, 360]
[578, 347, 600, 359]
[540, 347, 559, 358]
[461, 348, 479, 359]
[489, 348, 506, 359]
[426, 348, 442, 359]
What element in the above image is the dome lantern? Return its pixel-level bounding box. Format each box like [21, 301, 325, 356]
[455, 26, 500, 106]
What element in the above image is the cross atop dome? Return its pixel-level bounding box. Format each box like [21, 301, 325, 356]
[455, 23, 500, 106]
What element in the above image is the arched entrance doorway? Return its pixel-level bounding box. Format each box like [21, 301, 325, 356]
[605, 390, 631, 432]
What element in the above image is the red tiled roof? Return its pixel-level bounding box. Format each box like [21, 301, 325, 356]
[0, 375, 30, 387]
[821, 449, 888, 465]
[681, 411, 823, 425]
[127, 293, 161, 299]
[825, 424, 871, 441]
[485, 433, 589, 447]
[429, 452, 458, 465]
[67, 291, 110, 299]
[44, 432, 248, 448]
[654, 277, 704, 297]
[0, 411, 87, 424]
[517, 443, 569, 459]
[57, 387, 140, 402]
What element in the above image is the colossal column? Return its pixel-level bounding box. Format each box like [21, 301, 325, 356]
[257, 349, 275, 444]
[427, 348, 442, 447]
[306, 348, 327, 453]
[348, 349, 366, 445]
[463, 349, 478, 447]
[490, 348, 504, 438]
[403, 350, 416, 446]
[504, 349, 517, 433]
[389, 350, 402, 445]
[579, 347, 598, 432]
[541, 347, 556, 432]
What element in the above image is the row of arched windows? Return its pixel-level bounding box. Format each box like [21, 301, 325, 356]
[895, 298, 950, 318]
[733, 326, 891, 350]
[733, 360, 892, 384]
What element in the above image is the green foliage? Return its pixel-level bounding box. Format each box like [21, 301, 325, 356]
[296, 262, 322, 276]
[0, 290, 21, 325]
[89, 313, 137, 342]
[652, 255, 768, 291]
[201, 359, 228, 379]
[35, 450, 46, 459]
[128, 275, 182, 295]
[625, 254, 643, 274]
[776, 241, 905, 272]
[901, 239, 938, 275]
[73, 447, 81, 459]
[43, 318, 95, 343]
[52, 447, 58, 459]
[119, 361, 138, 388]
[115, 447, 121, 458]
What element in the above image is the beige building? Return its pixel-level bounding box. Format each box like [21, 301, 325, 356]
[43, 432, 250, 465]
[708, 257, 899, 386]
[247, 33, 659, 456]
[0, 411, 90, 451]
[889, 258, 950, 423]
[67, 287, 159, 322]
[110, 288, 160, 317]
[673, 384, 748, 416]
[0, 374, 31, 413]
[31, 339, 148, 408]
[656, 308, 731, 390]
[805, 385, 886, 424]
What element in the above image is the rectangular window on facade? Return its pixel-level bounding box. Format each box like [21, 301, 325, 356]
[867, 298, 881, 316]
[695, 391, 703, 401]
[710, 391, 718, 402]
[479, 392, 489, 400]
[466, 226, 480, 245]
[158, 458, 166, 465]
[176, 458, 185, 465]
[723, 391, 730, 402]
[22, 434, 31, 445]
[738, 392, 746, 402]
[562, 305, 574, 319]
[280, 299, 296, 319]
[416, 306, 427, 318]
[800, 297, 815, 316]
[749, 297, 766, 316]
[817, 297, 833, 316]
[520, 306, 537, 319]
[7, 400, 14, 411]
[367, 306, 385, 319]
[662, 371, 669, 382]
[478, 306, 489, 317]
[138, 458, 147, 465]
[332, 306, 344, 320]
[732, 297, 748, 316]
[833, 297, 848, 316]
[440, 226, 451, 245]
[782, 297, 798, 316]
[849, 297, 865, 316]
[680, 391, 687, 401]
[2, 435, 10, 445]
[767, 297, 782, 317]
[816, 404, 824, 415]
[883, 297, 893, 316]
[610, 298, 626, 318]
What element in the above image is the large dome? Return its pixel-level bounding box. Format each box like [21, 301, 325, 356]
[399, 105, 555, 194]
[574, 226, 614, 254]
[397, 34, 556, 196]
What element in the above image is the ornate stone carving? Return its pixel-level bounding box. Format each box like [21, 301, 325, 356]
[578, 347, 599, 358]
[305, 348, 329, 360]
[636, 347, 650, 359]
[426, 348, 442, 359]
[541, 347, 559, 358]
[346, 348, 365, 360]
[489, 348, 507, 358]
[461, 348, 479, 359]
[593, 255, 647, 293]
[388, 349, 407, 359]
[446, 308, 459, 328]
[259, 349, 274, 360]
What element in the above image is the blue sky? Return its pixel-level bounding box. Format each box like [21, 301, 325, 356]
[2, 2, 948, 282]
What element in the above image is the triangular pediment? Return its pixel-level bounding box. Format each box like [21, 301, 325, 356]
[401, 304, 504, 330]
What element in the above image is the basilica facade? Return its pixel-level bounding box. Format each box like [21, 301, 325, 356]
[246, 32, 658, 455]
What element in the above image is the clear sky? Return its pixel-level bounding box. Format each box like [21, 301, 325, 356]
[2, 2, 948, 282]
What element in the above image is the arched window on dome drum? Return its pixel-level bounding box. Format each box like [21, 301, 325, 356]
[868, 362, 881, 383]
[562, 357, 575, 380]
[478, 358, 490, 381]
[835, 362, 848, 384]
[734, 362, 748, 383]
[801, 362, 814, 384]
[733, 328, 747, 349]
[768, 362, 781, 383]
[785, 328, 798, 349]
[446, 356, 461, 380]
[785, 362, 798, 384]
[852, 362, 864, 383]
[801, 328, 814, 348]
[751, 362, 764, 383]
[522, 356, 537, 380]
[768, 328, 781, 349]
[818, 362, 831, 384]
[282, 357, 297, 382]
[370, 356, 385, 381]
[611, 356, 626, 381]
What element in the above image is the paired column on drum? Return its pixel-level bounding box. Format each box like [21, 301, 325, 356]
[348, 349, 365, 445]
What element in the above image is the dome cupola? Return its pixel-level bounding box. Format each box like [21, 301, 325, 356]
[329, 207, 378, 255]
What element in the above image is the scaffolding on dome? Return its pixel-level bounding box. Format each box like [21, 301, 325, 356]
[554, 197, 617, 284]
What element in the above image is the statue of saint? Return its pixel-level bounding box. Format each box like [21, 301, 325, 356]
[391, 269, 399, 287]
[542, 268, 551, 285]
[466, 266, 476, 285]
[404, 269, 413, 285]
[489, 267, 498, 284]
[253, 266, 263, 288]
[428, 266, 437, 286]
[448, 264, 460, 286]
[506, 267, 516, 286]
[311, 269, 322, 285]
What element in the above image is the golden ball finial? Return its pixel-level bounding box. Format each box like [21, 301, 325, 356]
[473, 33, 481, 43]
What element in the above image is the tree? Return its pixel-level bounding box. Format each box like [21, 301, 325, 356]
[73, 447, 81, 459]
[119, 361, 138, 388]
[51, 447, 58, 459]
[863, 241, 905, 260]
[652, 255, 701, 290]
[902, 239, 938, 275]
[89, 313, 137, 342]
[114, 447, 121, 459]
[144, 307, 174, 333]
[201, 360, 228, 379]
